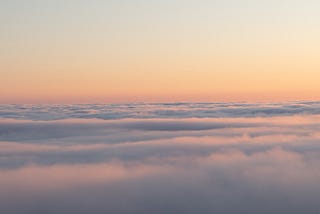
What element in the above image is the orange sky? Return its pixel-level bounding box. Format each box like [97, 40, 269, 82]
[1, 0, 320, 103]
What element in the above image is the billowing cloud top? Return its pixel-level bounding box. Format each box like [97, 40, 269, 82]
[1, 102, 320, 213]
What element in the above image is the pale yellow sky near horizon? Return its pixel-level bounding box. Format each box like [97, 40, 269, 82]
[1, 0, 320, 103]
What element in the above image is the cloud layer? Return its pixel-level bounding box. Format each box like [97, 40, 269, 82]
[1, 101, 320, 120]
[1, 102, 320, 213]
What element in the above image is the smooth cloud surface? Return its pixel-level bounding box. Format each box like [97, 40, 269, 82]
[1, 102, 320, 214]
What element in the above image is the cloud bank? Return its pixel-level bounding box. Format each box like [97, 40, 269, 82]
[1, 101, 320, 120]
[1, 102, 320, 213]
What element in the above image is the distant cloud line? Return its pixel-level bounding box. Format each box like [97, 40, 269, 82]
[1, 101, 320, 121]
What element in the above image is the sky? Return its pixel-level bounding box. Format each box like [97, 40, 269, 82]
[1, 0, 320, 103]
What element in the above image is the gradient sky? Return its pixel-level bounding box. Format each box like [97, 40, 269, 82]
[1, 0, 320, 103]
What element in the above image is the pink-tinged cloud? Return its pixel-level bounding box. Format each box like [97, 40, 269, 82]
[1, 103, 320, 213]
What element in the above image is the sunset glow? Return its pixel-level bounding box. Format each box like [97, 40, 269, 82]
[1, 1, 320, 214]
[2, 0, 320, 103]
